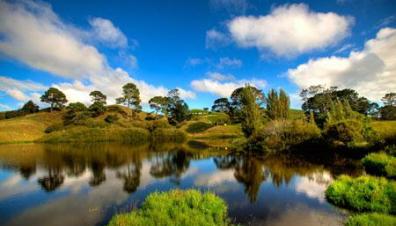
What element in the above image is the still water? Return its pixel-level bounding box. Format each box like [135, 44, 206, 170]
[0, 143, 363, 226]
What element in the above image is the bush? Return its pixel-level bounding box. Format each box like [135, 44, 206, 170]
[67, 102, 87, 112]
[107, 189, 231, 226]
[151, 128, 187, 143]
[325, 175, 396, 214]
[186, 122, 213, 133]
[254, 119, 321, 151]
[385, 145, 396, 156]
[89, 102, 106, 117]
[362, 152, 396, 178]
[345, 213, 396, 226]
[105, 114, 119, 124]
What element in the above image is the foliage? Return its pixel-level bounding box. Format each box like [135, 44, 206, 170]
[382, 92, 396, 106]
[362, 152, 396, 178]
[371, 120, 396, 142]
[239, 85, 263, 137]
[212, 98, 231, 113]
[345, 213, 396, 226]
[380, 106, 396, 120]
[90, 90, 107, 105]
[151, 128, 187, 143]
[254, 119, 321, 151]
[67, 102, 87, 112]
[107, 189, 231, 226]
[21, 100, 39, 114]
[266, 89, 290, 120]
[167, 89, 190, 125]
[40, 87, 67, 111]
[325, 175, 396, 214]
[385, 145, 396, 156]
[149, 96, 169, 116]
[229, 86, 264, 123]
[88, 102, 106, 117]
[116, 83, 142, 111]
[105, 114, 119, 124]
[186, 122, 213, 133]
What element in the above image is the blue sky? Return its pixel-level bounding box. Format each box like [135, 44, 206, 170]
[0, 0, 395, 111]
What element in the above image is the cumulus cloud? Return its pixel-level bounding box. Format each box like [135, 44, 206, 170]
[89, 17, 128, 48]
[216, 57, 242, 69]
[206, 29, 231, 49]
[288, 27, 396, 101]
[191, 72, 266, 97]
[228, 3, 353, 57]
[0, 76, 47, 103]
[0, 1, 194, 106]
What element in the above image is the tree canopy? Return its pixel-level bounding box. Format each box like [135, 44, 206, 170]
[40, 87, 67, 111]
[211, 98, 231, 113]
[116, 83, 141, 111]
[90, 90, 107, 105]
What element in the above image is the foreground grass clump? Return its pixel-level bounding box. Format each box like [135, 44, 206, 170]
[186, 121, 213, 133]
[362, 152, 396, 178]
[325, 175, 396, 214]
[345, 213, 396, 226]
[108, 189, 231, 226]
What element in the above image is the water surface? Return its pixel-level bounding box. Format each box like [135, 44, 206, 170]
[0, 143, 363, 226]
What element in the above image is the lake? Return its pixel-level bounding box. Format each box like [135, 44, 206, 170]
[0, 143, 363, 226]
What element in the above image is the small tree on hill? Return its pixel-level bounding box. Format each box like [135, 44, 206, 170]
[167, 89, 190, 125]
[90, 91, 107, 105]
[116, 83, 141, 111]
[21, 100, 39, 114]
[149, 96, 170, 116]
[40, 87, 67, 111]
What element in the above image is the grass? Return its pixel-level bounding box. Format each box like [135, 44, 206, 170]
[325, 175, 396, 214]
[362, 152, 396, 178]
[151, 128, 187, 143]
[345, 213, 396, 226]
[107, 189, 231, 226]
[186, 121, 213, 133]
[371, 120, 396, 142]
[188, 124, 243, 140]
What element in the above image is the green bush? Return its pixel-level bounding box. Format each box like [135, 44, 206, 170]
[385, 145, 396, 156]
[89, 102, 106, 117]
[324, 120, 365, 145]
[362, 153, 396, 178]
[186, 122, 213, 133]
[151, 128, 187, 143]
[107, 189, 231, 226]
[345, 213, 396, 226]
[105, 114, 119, 124]
[325, 175, 396, 214]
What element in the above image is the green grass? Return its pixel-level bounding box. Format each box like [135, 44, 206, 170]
[107, 189, 231, 226]
[186, 121, 213, 133]
[151, 128, 187, 143]
[325, 175, 396, 214]
[371, 120, 396, 141]
[362, 152, 396, 178]
[345, 213, 396, 226]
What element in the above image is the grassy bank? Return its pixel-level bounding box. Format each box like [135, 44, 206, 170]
[346, 213, 396, 226]
[362, 152, 396, 178]
[107, 189, 231, 226]
[371, 120, 396, 142]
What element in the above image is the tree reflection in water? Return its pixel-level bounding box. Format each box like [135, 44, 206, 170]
[150, 150, 191, 184]
[38, 167, 65, 192]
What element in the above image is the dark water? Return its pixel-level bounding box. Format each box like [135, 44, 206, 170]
[0, 143, 363, 226]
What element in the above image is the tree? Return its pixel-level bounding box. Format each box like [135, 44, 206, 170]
[166, 89, 190, 125]
[266, 89, 290, 120]
[40, 87, 67, 111]
[149, 96, 169, 116]
[380, 105, 396, 120]
[21, 100, 39, 114]
[89, 102, 106, 117]
[240, 85, 262, 137]
[230, 86, 264, 123]
[89, 90, 107, 105]
[211, 98, 231, 113]
[381, 92, 396, 106]
[116, 83, 141, 111]
[67, 102, 87, 112]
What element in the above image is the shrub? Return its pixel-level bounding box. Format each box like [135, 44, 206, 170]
[254, 119, 321, 151]
[105, 114, 119, 124]
[345, 213, 396, 226]
[151, 128, 187, 143]
[385, 145, 396, 156]
[325, 175, 396, 214]
[89, 102, 106, 117]
[362, 152, 396, 178]
[186, 122, 213, 133]
[67, 102, 87, 112]
[107, 189, 231, 226]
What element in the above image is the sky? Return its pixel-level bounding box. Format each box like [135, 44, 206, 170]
[0, 0, 395, 111]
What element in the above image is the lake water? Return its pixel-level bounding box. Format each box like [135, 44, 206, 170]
[0, 143, 363, 226]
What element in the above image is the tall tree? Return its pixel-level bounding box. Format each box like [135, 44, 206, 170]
[230, 86, 264, 122]
[89, 90, 107, 105]
[149, 96, 169, 116]
[266, 89, 290, 120]
[40, 87, 67, 111]
[116, 83, 141, 111]
[166, 89, 190, 125]
[211, 98, 231, 113]
[240, 85, 262, 137]
[21, 100, 39, 114]
[381, 92, 396, 106]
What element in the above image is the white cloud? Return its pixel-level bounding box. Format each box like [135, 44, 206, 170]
[191, 72, 266, 97]
[89, 17, 128, 48]
[0, 103, 11, 111]
[0, 1, 194, 106]
[185, 57, 206, 67]
[288, 27, 396, 102]
[0, 76, 47, 103]
[207, 72, 234, 81]
[206, 29, 231, 49]
[228, 3, 353, 57]
[217, 57, 242, 69]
